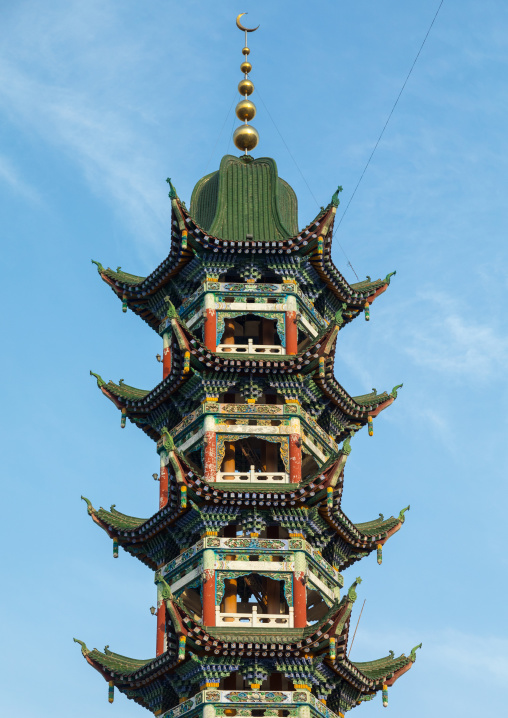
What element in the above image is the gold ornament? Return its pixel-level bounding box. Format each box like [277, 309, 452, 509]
[236, 99, 256, 121]
[238, 79, 254, 96]
[236, 13, 260, 33]
[234, 14, 260, 154]
[233, 124, 259, 152]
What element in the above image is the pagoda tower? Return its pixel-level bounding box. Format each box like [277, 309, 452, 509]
[76, 16, 420, 716]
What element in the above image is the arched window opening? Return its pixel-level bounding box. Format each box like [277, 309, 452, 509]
[217, 436, 288, 484]
[217, 314, 283, 355]
[217, 573, 292, 628]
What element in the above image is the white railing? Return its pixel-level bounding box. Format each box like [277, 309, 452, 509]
[216, 339, 285, 355]
[216, 605, 294, 627]
[216, 466, 289, 484]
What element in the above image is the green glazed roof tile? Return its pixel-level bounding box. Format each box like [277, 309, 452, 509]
[349, 278, 385, 291]
[190, 155, 298, 241]
[104, 380, 150, 401]
[352, 653, 410, 680]
[74, 640, 151, 676]
[103, 268, 147, 285]
[354, 516, 399, 535]
[351, 390, 390, 406]
[88, 647, 151, 675]
[96, 506, 147, 531]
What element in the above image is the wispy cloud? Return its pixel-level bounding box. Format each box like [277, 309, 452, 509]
[0, 154, 41, 204]
[404, 290, 508, 380]
[0, 0, 176, 258]
[412, 404, 455, 445]
[354, 626, 508, 684]
[0, 59, 169, 255]
[434, 629, 508, 683]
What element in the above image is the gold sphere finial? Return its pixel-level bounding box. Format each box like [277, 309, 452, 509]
[233, 125, 259, 152]
[236, 100, 256, 122]
[238, 79, 254, 96]
[234, 14, 259, 155]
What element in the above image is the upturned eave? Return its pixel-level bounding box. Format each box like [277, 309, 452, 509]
[92, 195, 395, 332]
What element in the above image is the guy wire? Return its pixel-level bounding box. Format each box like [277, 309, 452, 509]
[256, 88, 320, 210]
[257, 86, 357, 275]
[348, 599, 366, 658]
[334, 0, 445, 238]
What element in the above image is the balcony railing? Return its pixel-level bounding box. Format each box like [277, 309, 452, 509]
[216, 340, 285, 355]
[216, 466, 289, 484]
[170, 403, 338, 463]
[216, 605, 294, 627]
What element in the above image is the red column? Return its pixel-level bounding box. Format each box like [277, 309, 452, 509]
[286, 311, 298, 355]
[289, 434, 301, 483]
[156, 600, 166, 655]
[163, 330, 172, 379]
[204, 414, 216, 483]
[204, 309, 216, 352]
[159, 462, 169, 510]
[202, 576, 215, 626]
[293, 574, 306, 627]
[202, 546, 216, 627]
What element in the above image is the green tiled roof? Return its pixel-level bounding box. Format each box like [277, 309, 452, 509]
[349, 278, 385, 291]
[81, 497, 147, 531]
[92, 260, 146, 286]
[352, 653, 410, 680]
[103, 268, 146, 285]
[353, 516, 399, 536]
[190, 154, 298, 241]
[74, 640, 151, 675]
[96, 506, 147, 531]
[352, 389, 389, 406]
[103, 380, 150, 401]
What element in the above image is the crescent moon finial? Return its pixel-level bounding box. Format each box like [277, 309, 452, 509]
[236, 13, 260, 33]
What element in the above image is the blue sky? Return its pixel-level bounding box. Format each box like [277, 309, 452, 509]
[1, 0, 507, 716]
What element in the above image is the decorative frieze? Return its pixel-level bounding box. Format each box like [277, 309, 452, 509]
[162, 690, 344, 718]
[158, 537, 343, 597]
